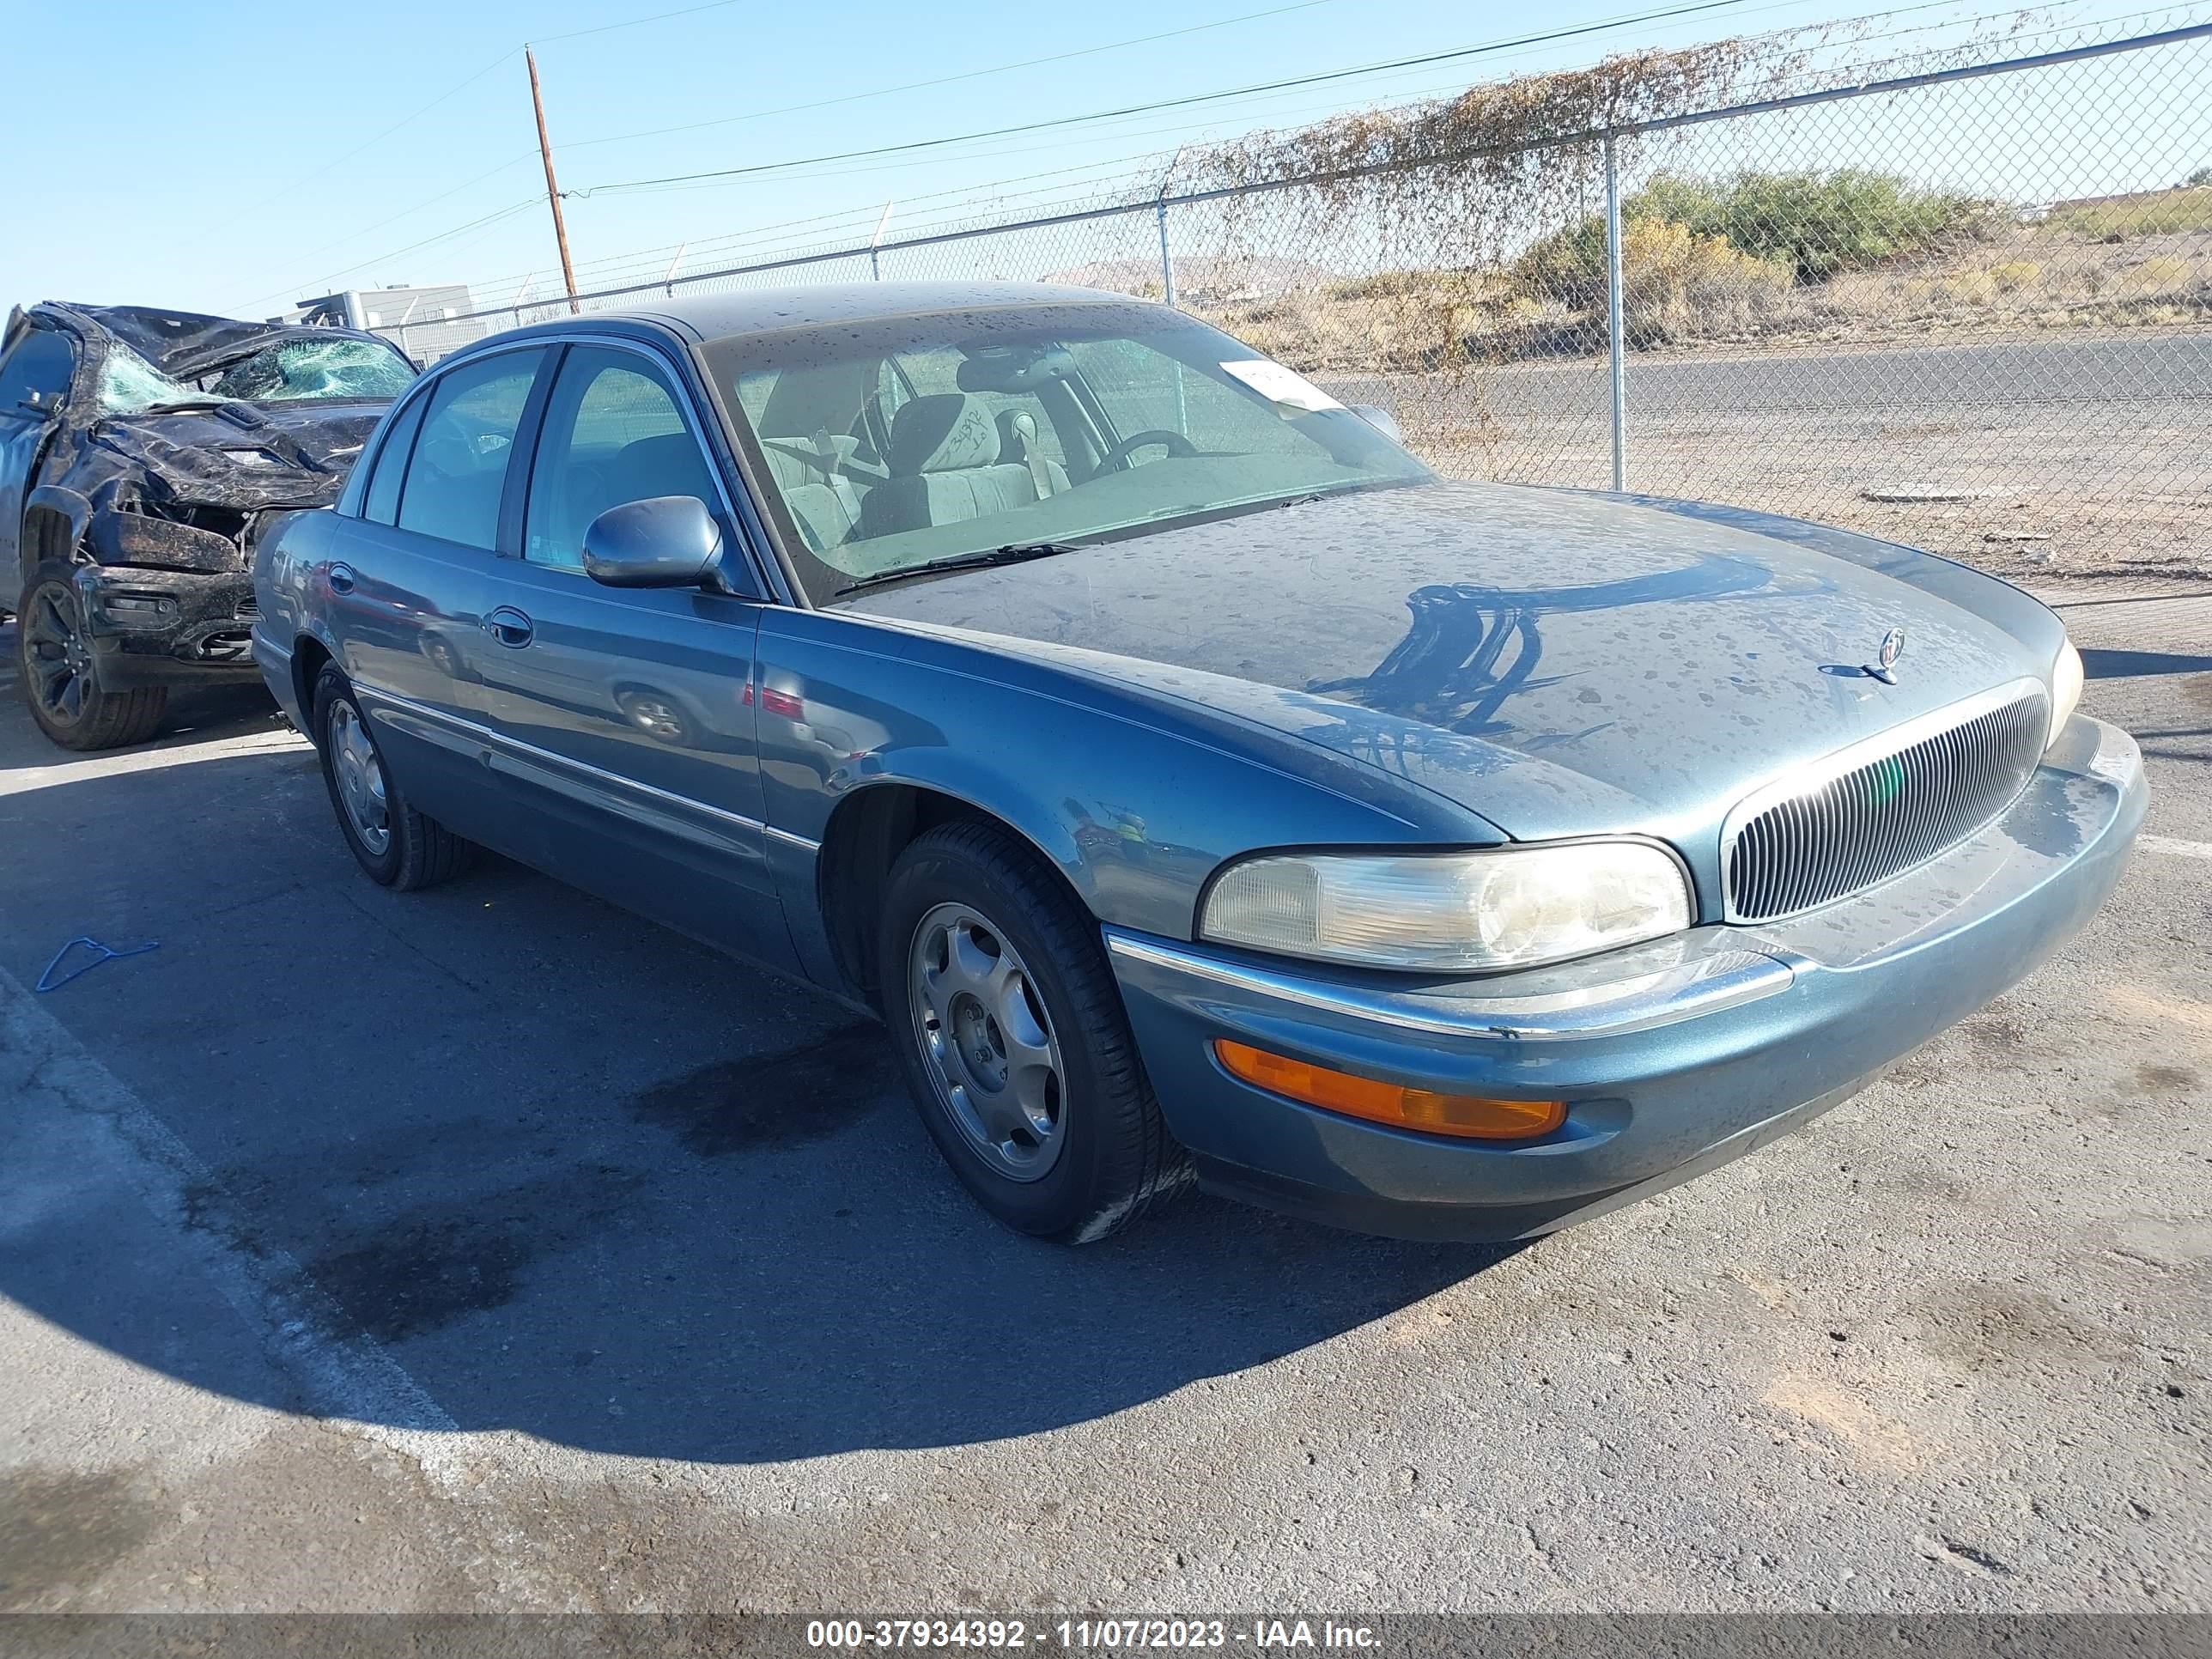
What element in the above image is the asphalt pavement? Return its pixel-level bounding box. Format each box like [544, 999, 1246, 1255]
[0, 580, 2207, 1613]
[1326, 333, 2212, 579]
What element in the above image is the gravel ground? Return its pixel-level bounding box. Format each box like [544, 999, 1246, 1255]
[0, 581, 2206, 1616]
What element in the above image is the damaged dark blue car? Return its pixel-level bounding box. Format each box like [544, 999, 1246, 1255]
[250, 283, 2145, 1243]
[2, 302, 414, 748]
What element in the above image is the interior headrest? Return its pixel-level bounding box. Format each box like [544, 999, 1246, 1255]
[887, 394, 1000, 476]
[994, 407, 1041, 462]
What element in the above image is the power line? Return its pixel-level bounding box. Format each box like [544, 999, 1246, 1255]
[240, 46, 524, 214]
[557, 0, 1352, 150]
[232, 0, 2104, 320]
[294, 0, 1760, 309]
[531, 0, 750, 45]
[234, 198, 544, 315]
[509, 0, 2141, 296]
[217, 0, 1353, 311]
[568, 0, 1753, 197]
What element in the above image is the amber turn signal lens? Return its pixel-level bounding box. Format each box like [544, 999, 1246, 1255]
[1212, 1040, 1565, 1140]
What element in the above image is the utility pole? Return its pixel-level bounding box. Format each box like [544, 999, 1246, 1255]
[526, 47, 580, 314]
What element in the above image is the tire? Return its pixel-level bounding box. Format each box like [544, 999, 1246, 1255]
[878, 819, 1189, 1243]
[311, 665, 472, 890]
[15, 562, 168, 750]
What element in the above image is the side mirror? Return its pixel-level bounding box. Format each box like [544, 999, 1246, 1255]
[581, 495, 723, 589]
[1350, 404, 1404, 443]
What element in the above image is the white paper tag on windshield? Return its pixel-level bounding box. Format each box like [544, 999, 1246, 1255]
[1220, 358, 1343, 413]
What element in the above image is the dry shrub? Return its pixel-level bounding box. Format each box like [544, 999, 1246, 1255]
[2119, 254, 2197, 295]
[1617, 219, 1795, 342]
[1940, 269, 1998, 306]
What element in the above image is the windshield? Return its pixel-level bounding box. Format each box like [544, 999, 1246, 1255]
[209, 338, 416, 404]
[98, 334, 415, 415]
[98, 343, 201, 415]
[696, 303, 1431, 605]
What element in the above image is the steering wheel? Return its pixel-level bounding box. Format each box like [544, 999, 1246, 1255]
[1103, 428, 1199, 469]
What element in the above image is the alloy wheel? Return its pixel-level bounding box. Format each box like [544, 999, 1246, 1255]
[327, 700, 392, 855]
[22, 584, 94, 726]
[907, 902, 1068, 1182]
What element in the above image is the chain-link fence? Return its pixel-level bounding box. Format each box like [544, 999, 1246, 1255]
[384, 10, 2212, 578]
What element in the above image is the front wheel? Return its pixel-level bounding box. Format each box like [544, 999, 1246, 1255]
[15, 563, 168, 750]
[878, 820, 1188, 1243]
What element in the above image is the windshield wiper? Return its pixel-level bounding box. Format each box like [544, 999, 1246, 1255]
[136, 397, 256, 416]
[833, 542, 1083, 597]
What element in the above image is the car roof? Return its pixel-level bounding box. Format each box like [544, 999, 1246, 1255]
[574, 280, 1156, 343]
[40, 301, 402, 374]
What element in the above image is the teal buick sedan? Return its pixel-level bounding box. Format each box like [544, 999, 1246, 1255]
[252, 283, 2145, 1243]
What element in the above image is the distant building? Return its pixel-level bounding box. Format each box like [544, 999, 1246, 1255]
[274, 285, 489, 363]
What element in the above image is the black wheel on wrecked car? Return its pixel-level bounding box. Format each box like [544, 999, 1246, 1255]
[310, 664, 473, 890]
[15, 561, 167, 750]
[877, 819, 1189, 1243]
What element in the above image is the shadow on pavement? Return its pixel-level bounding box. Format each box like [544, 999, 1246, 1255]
[2080, 647, 2212, 680]
[1, 742, 1505, 1467]
[0, 621, 285, 769]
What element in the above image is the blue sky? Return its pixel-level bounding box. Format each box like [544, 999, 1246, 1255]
[0, 0, 1916, 319]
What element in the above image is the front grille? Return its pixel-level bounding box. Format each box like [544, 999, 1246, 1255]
[1723, 684, 2049, 921]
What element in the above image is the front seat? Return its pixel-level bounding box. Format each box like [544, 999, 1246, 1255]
[860, 394, 1044, 538]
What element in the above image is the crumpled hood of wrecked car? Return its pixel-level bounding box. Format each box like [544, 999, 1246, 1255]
[836, 480, 2053, 842]
[92, 403, 387, 507]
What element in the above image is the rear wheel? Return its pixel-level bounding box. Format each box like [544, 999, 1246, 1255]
[878, 819, 1188, 1243]
[311, 665, 471, 890]
[15, 563, 167, 750]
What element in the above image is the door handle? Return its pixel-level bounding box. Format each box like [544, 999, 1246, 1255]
[483, 605, 534, 648]
[327, 562, 356, 594]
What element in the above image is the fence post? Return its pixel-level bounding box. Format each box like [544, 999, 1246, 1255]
[870, 202, 895, 281]
[1603, 131, 1627, 493]
[1156, 198, 1176, 308]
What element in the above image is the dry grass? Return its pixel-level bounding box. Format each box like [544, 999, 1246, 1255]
[2049, 186, 2212, 238]
[1177, 221, 2208, 372]
[1808, 228, 2209, 339]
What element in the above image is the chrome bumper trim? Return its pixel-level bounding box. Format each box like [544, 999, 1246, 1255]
[353, 680, 821, 851]
[1103, 930, 1796, 1042]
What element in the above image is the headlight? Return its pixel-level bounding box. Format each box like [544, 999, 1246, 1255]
[2046, 637, 2083, 752]
[1199, 842, 1693, 973]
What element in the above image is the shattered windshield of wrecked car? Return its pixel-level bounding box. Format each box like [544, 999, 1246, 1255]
[209, 339, 416, 404]
[96, 336, 416, 416]
[98, 345, 204, 415]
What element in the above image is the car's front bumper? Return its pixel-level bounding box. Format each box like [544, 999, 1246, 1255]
[71, 564, 263, 688]
[1105, 713, 2147, 1242]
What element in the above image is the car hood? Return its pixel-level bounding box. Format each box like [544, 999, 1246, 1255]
[835, 481, 2051, 842]
[92, 401, 387, 509]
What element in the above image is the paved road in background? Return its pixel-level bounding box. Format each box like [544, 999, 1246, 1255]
[1331, 331, 2212, 420]
[1328, 333, 2212, 578]
[2, 584, 2207, 1613]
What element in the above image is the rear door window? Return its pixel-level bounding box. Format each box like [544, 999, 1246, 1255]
[395, 348, 545, 550]
[361, 392, 431, 525]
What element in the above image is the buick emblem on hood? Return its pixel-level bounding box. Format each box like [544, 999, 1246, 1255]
[1867, 627, 1907, 684]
